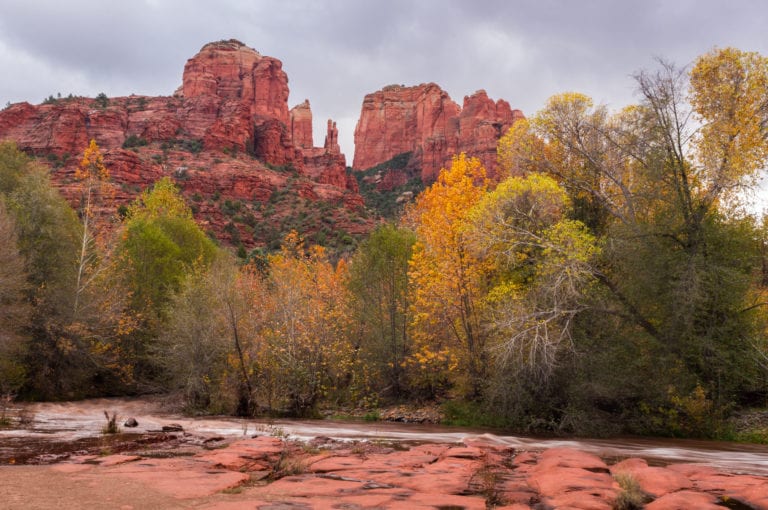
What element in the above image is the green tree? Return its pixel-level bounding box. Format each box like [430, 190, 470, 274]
[117, 177, 217, 381]
[0, 142, 129, 398]
[119, 177, 217, 317]
[158, 253, 258, 415]
[0, 202, 30, 396]
[469, 173, 599, 384]
[348, 223, 416, 399]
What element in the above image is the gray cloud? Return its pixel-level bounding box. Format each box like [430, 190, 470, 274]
[2, 0, 768, 164]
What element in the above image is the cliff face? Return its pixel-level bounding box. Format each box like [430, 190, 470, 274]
[352, 83, 523, 181]
[0, 40, 367, 248]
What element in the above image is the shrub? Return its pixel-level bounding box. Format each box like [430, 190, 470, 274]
[95, 92, 109, 108]
[122, 135, 148, 149]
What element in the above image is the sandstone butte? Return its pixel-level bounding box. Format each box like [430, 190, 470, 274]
[352, 82, 525, 182]
[0, 39, 368, 248]
[2, 434, 767, 509]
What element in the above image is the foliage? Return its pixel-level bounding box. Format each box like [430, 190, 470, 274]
[2, 49, 768, 439]
[348, 223, 416, 399]
[117, 177, 217, 382]
[122, 135, 148, 149]
[120, 178, 217, 315]
[469, 173, 598, 384]
[252, 232, 355, 415]
[440, 400, 510, 428]
[0, 203, 30, 395]
[354, 152, 424, 219]
[493, 47, 768, 433]
[101, 411, 120, 434]
[158, 253, 256, 414]
[160, 138, 204, 154]
[612, 472, 648, 510]
[406, 153, 491, 399]
[95, 92, 109, 108]
[0, 141, 135, 398]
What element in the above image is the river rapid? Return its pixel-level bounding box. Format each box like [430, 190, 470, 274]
[2, 396, 767, 475]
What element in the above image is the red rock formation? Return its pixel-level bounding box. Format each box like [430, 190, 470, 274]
[10, 437, 768, 509]
[324, 119, 340, 154]
[353, 83, 524, 181]
[289, 100, 313, 149]
[0, 40, 368, 248]
[182, 39, 289, 123]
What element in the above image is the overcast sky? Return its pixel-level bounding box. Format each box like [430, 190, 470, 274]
[2, 0, 768, 201]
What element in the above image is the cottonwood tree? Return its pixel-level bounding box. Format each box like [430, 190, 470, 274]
[72, 139, 112, 317]
[118, 177, 217, 381]
[406, 153, 492, 399]
[496, 47, 768, 426]
[119, 177, 217, 317]
[469, 173, 598, 384]
[159, 254, 259, 415]
[348, 223, 416, 399]
[0, 143, 88, 397]
[255, 233, 353, 416]
[0, 203, 30, 396]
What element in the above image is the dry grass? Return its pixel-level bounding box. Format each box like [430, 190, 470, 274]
[612, 472, 648, 510]
[101, 411, 120, 434]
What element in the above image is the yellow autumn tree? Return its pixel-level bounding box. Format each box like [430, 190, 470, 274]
[252, 232, 354, 415]
[406, 153, 492, 399]
[689, 47, 768, 208]
[64, 140, 137, 387]
[468, 173, 599, 383]
[73, 139, 113, 317]
[490, 48, 768, 431]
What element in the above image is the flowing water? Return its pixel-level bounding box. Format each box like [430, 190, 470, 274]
[2, 397, 768, 475]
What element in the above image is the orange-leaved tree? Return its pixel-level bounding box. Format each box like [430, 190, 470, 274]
[253, 232, 354, 415]
[406, 153, 492, 399]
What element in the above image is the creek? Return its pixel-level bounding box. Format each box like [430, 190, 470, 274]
[2, 397, 767, 475]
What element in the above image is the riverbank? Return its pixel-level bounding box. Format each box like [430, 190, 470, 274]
[2, 432, 768, 509]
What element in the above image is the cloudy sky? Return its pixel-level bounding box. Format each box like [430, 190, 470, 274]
[2, 1, 768, 172]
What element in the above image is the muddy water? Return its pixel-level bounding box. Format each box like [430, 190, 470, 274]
[2, 397, 768, 475]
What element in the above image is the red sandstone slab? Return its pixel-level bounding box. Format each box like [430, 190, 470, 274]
[539, 490, 616, 510]
[51, 463, 94, 473]
[394, 492, 487, 509]
[410, 444, 451, 457]
[359, 450, 440, 469]
[97, 454, 141, 467]
[307, 454, 366, 472]
[513, 451, 540, 466]
[645, 490, 721, 510]
[196, 435, 285, 471]
[529, 466, 616, 495]
[443, 446, 484, 459]
[195, 450, 270, 471]
[722, 482, 768, 510]
[665, 463, 719, 478]
[106, 457, 249, 498]
[611, 458, 692, 497]
[535, 447, 609, 471]
[259, 473, 371, 498]
[692, 471, 768, 494]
